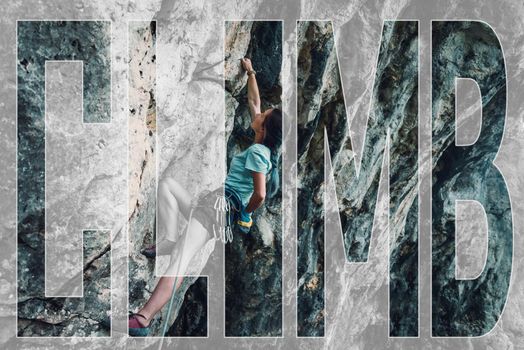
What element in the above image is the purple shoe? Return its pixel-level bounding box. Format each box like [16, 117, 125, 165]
[140, 245, 156, 259]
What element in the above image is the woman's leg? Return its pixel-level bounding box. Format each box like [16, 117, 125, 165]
[165, 218, 209, 276]
[155, 177, 193, 254]
[159, 177, 192, 218]
[137, 217, 210, 324]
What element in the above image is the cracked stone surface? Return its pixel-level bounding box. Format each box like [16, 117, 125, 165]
[1, 0, 524, 349]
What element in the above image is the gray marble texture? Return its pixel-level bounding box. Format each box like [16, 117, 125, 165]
[1, 0, 524, 349]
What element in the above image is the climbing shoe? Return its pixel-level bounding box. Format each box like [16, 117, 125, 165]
[128, 312, 151, 337]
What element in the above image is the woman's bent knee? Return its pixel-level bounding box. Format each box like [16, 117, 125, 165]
[158, 178, 172, 195]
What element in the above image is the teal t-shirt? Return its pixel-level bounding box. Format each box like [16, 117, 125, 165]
[225, 143, 272, 208]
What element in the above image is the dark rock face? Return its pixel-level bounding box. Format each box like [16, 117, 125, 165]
[296, 21, 419, 336]
[168, 277, 207, 337]
[245, 22, 282, 92]
[17, 230, 111, 337]
[16, 21, 111, 337]
[431, 21, 512, 336]
[224, 21, 283, 336]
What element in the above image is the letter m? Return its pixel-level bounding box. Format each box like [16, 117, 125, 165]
[296, 20, 419, 337]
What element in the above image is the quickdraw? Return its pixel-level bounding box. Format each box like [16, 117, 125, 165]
[211, 189, 241, 244]
[212, 193, 233, 244]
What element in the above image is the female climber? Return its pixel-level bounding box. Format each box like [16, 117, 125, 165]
[128, 57, 283, 336]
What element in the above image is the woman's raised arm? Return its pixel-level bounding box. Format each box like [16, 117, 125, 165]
[241, 58, 261, 120]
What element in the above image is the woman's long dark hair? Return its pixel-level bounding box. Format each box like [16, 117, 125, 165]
[262, 108, 283, 198]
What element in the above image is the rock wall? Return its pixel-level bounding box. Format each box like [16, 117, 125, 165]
[224, 21, 283, 337]
[17, 21, 113, 337]
[296, 21, 419, 336]
[6, 1, 522, 349]
[431, 21, 512, 336]
[168, 277, 208, 337]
